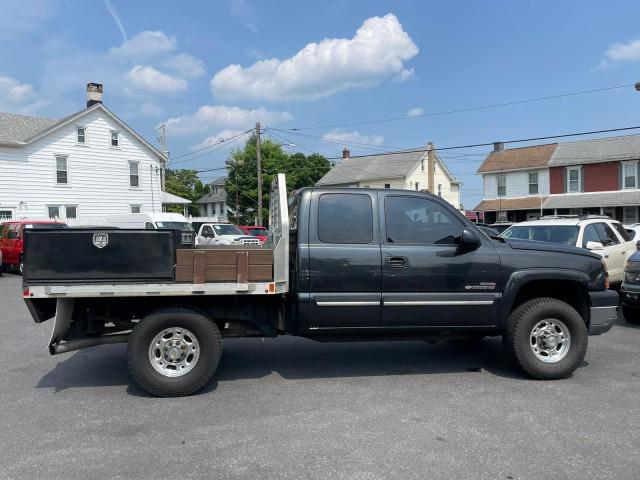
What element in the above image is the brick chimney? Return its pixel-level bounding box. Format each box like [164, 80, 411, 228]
[493, 142, 504, 152]
[342, 147, 350, 160]
[86, 83, 103, 108]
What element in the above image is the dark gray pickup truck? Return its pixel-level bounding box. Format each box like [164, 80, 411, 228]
[22, 174, 619, 396]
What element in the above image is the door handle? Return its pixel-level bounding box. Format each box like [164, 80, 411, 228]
[385, 256, 408, 268]
[604, 254, 609, 258]
[621, 251, 626, 255]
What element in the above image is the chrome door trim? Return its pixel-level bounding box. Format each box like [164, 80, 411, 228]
[316, 301, 380, 307]
[384, 300, 495, 306]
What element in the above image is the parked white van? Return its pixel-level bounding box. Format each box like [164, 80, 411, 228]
[106, 212, 194, 246]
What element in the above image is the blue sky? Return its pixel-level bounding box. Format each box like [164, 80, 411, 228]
[2, 0, 640, 208]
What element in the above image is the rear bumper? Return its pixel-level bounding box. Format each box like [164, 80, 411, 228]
[588, 290, 619, 335]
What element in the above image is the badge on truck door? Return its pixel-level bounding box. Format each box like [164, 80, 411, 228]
[92, 233, 109, 249]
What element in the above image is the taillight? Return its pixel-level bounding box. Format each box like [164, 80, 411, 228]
[23, 287, 30, 297]
[604, 276, 610, 290]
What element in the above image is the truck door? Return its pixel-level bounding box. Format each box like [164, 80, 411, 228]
[307, 191, 381, 328]
[380, 194, 500, 327]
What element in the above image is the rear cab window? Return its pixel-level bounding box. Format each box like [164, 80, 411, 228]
[317, 193, 373, 244]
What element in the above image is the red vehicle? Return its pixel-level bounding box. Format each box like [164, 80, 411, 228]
[0, 220, 66, 274]
[238, 225, 269, 243]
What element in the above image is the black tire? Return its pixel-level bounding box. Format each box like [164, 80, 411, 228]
[18, 256, 23, 275]
[622, 305, 640, 324]
[127, 307, 223, 397]
[502, 298, 588, 380]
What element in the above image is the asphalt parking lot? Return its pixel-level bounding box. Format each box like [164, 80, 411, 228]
[1, 272, 640, 480]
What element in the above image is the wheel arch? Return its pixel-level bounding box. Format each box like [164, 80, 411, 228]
[499, 270, 591, 329]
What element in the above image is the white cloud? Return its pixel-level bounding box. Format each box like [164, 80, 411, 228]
[109, 31, 177, 59]
[605, 38, 640, 62]
[164, 105, 292, 137]
[162, 53, 206, 78]
[229, 0, 258, 33]
[211, 13, 418, 101]
[0, 74, 40, 111]
[322, 130, 384, 146]
[191, 129, 245, 150]
[393, 67, 415, 83]
[126, 65, 188, 94]
[138, 101, 163, 117]
[406, 107, 423, 117]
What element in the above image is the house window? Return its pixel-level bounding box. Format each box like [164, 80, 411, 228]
[623, 161, 638, 189]
[131, 205, 141, 213]
[111, 130, 119, 147]
[0, 210, 12, 220]
[65, 206, 77, 219]
[48, 206, 60, 219]
[497, 174, 506, 197]
[528, 172, 539, 194]
[129, 161, 139, 187]
[567, 167, 581, 193]
[421, 159, 425, 173]
[76, 127, 86, 144]
[415, 182, 420, 191]
[437, 184, 442, 197]
[384, 184, 391, 189]
[55, 155, 68, 184]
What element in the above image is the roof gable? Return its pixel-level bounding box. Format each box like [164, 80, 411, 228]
[0, 104, 165, 160]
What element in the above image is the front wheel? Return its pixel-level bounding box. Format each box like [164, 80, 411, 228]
[127, 307, 223, 397]
[503, 298, 588, 380]
[622, 305, 640, 325]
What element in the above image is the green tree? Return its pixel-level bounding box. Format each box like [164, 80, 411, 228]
[225, 136, 330, 225]
[164, 169, 210, 216]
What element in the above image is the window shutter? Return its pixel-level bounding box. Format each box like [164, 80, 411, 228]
[580, 167, 584, 192]
[562, 169, 566, 193]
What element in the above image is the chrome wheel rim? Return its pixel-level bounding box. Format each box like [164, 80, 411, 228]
[530, 318, 571, 363]
[148, 327, 200, 377]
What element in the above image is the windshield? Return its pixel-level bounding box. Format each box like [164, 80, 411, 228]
[213, 224, 243, 235]
[502, 225, 579, 246]
[156, 222, 193, 231]
[248, 228, 267, 236]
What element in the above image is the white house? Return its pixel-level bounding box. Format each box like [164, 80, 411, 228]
[316, 144, 462, 209]
[0, 83, 173, 221]
[196, 177, 232, 220]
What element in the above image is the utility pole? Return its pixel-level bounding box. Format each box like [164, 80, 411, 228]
[255, 122, 263, 226]
[157, 124, 169, 190]
[426, 141, 435, 193]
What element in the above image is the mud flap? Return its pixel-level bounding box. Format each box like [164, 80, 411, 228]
[48, 298, 74, 354]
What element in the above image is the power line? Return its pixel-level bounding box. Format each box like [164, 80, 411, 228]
[170, 129, 253, 165]
[280, 83, 637, 131]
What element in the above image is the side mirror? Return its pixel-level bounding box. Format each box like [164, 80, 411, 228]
[586, 241, 604, 251]
[460, 228, 481, 249]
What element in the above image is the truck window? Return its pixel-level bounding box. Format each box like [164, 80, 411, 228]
[594, 223, 619, 246]
[385, 196, 463, 244]
[612, 222, 632, 242]
[318, 193, 373, 244]
[145, 222, 156, 230]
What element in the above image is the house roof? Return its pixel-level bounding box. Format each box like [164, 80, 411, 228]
[544, 191, 640, 209]
[474, 196, 546, 212]
[198, 177, 228, 204]
[161, 191, 192, 205]
[316, 147, 461, 186]
[0, 112, 59, 143]
[549, 134, 640, 166]
[476, 144, 558, 173]
[0, 103, 166, 160]
[316, 150, 426, 185]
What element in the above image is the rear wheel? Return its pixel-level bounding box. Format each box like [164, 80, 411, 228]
[127, 307, 223, 397]
[503, 298, 587, 379]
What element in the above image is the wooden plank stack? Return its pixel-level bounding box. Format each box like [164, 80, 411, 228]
[175, 248, 273, 283]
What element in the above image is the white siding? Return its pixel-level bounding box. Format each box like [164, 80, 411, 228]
[482, 169, 549, 200]
[0, 108, 162, 219]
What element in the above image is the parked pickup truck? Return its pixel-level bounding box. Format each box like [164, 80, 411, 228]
[22, 174, 618, 397]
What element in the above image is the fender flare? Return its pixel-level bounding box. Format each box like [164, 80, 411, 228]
[498, 269, 591, 327]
